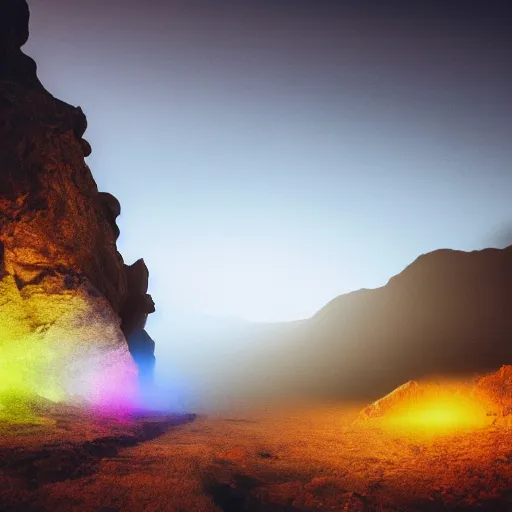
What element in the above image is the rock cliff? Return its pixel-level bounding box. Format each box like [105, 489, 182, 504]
[0, 0, 155, 410]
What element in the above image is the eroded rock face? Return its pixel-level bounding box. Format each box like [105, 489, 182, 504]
[0, 0, 152, 408]
[0, 0, 127, 310]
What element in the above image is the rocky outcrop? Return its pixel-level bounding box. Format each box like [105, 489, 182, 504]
[120, 258, 156, 383]
[359, 381, 422, 420]
[475, 365, 512, 416]
[0, 0, 127, 310]
[357, 367, 512, 428]
[0, 0, 155, 408]
[120, 259, 155, 338]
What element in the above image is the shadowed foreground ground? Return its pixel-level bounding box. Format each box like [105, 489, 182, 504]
[1, 402, 512, 511]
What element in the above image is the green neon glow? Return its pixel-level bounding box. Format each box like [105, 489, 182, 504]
[0, 277, 68, 421]
[0, 275, 139, 421]
[0, 339, 66, 422]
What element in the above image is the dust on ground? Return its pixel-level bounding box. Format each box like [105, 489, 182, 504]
[1, 401, 511, 511]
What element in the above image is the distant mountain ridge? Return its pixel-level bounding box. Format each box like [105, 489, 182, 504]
[158, 245, 512, 406]
[297, 245, 512, 398]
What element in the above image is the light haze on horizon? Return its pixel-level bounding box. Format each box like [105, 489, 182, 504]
[25, 0, 512, 324]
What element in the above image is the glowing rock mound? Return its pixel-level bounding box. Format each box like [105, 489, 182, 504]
[358, 380, 492, 434]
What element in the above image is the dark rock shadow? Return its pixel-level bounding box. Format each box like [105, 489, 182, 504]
[0, 413, 195, 491]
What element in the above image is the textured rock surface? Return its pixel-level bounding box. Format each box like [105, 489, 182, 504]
[475, 365, 512, 416]
[0, 275, 138, 409]
[0, 51, 126, 311]
[358, 381, 423, 420]
[0, 0, 152, 407]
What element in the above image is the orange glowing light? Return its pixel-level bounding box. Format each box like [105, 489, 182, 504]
[382, 390, 491, 434]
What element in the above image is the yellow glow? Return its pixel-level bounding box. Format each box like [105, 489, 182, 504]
[383, 391, 490, 435]
[0, 275, 137, 421]
[0, 277, 69, 421]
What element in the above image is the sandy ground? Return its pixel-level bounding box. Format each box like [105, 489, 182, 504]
[1, 401, 512, 511]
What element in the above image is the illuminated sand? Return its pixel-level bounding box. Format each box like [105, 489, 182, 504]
[358, 380, 497, 435]
[1, 399, 512, 511]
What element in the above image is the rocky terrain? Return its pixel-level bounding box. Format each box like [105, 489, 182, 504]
[1, 368, 511, 512]
[2, 396, 512, 512]
[0, 403, 195, 512]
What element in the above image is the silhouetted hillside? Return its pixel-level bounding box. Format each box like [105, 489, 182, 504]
[156, 246, 512, 407]
[297, 245, 512, 399]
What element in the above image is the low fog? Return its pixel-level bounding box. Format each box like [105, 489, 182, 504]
[150, 243, 512, 412]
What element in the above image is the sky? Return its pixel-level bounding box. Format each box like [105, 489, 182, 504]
[25, 0, 512, 324]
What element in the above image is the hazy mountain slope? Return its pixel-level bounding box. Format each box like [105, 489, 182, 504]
[296, 245, 512, 398]
[158, 246, 512, 406]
